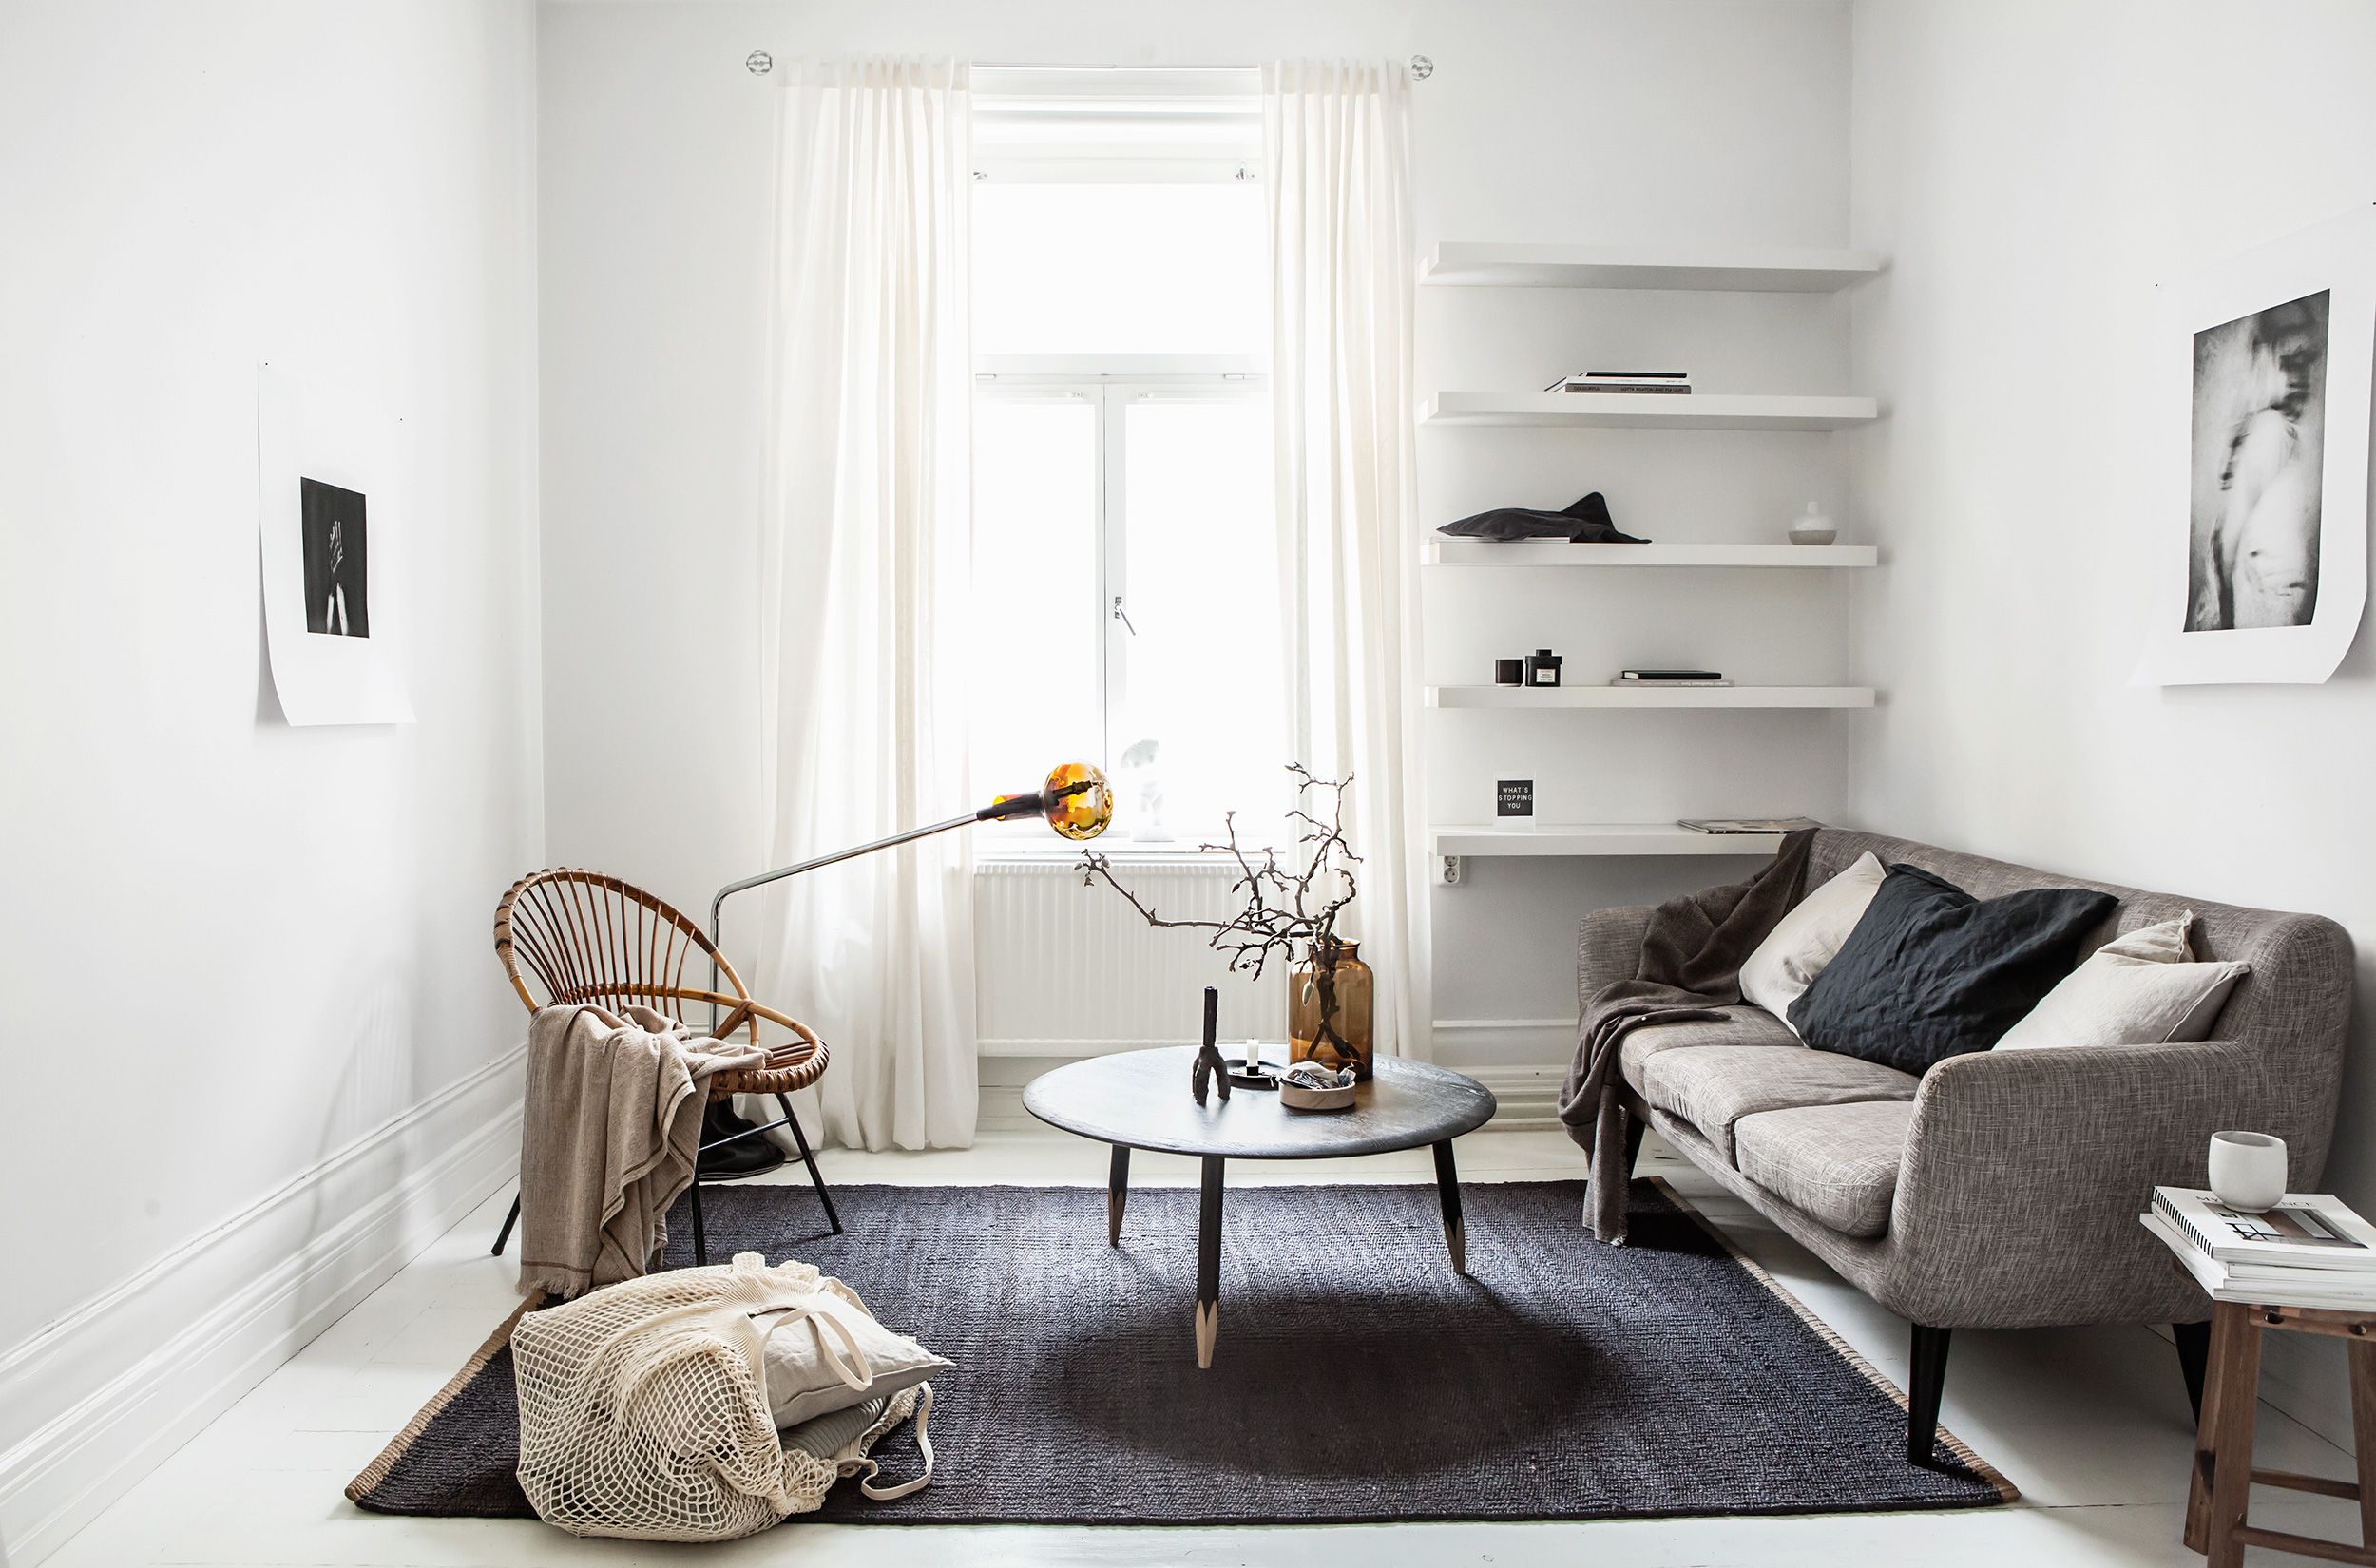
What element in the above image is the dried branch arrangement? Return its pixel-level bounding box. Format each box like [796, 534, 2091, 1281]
[1075, 764, 1359, 980]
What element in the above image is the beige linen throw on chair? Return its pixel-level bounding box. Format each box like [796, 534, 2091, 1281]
[517, 1004, 765, 1298]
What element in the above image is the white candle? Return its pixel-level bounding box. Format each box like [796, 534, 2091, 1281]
[1244, 1039, 1260, 1069]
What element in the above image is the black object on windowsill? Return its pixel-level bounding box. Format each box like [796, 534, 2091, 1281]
[1438, 490, 1648, 545]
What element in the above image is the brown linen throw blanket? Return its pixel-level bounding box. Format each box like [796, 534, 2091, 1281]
[517, 1004, 766, 1299]
[1559, 830, 1815, 1242]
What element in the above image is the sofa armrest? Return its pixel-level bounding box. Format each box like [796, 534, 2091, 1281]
[1878, 1039, 2279, 1326]
[1578, 904, 1657, 1011]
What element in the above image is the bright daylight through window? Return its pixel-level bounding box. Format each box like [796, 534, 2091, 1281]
[968, 157, 1286, 850]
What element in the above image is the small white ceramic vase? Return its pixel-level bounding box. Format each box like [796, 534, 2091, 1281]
[1788, 501, 1837, 545]
[2208, 1130, 2289, 1213]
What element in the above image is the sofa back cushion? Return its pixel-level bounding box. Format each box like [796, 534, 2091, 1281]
[1788, 864, 2117, 1074]
[1801, 829, 2354, 1180]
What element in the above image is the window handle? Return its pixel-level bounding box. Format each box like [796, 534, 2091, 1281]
[1112, 595, 1137, 636]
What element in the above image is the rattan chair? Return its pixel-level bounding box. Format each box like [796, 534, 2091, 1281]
[489, 867, 839, 1266]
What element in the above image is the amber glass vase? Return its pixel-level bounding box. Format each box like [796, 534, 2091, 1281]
[1288, 941, 1375, 1080]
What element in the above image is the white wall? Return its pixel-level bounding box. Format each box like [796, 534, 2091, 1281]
[0, 4, 542, 1557]
[1845, 0, 2376, 1439]
[539, 0, 1858, 1071]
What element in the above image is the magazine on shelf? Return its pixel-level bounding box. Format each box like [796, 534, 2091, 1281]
[1677, 817, 1823, 834]
[2141, 1213, 2376, 1309]
[2151, 1186, 2376, 1270]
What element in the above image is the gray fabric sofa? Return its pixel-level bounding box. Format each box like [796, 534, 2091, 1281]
[1581, 828, 2353, 1460]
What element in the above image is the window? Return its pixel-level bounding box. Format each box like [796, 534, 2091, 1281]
[968, 86, 1287, 850]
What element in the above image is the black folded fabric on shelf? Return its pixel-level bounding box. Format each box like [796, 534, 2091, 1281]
[1438, 490, 1648, 544]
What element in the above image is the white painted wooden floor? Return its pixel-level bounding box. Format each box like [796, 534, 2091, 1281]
[44, 1126, 2366, 1567]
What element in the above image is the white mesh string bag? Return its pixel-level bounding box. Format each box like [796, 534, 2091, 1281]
[512, 1252, 932, 1540]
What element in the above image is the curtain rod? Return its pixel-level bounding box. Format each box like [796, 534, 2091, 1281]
[742, 53, 1433, 80]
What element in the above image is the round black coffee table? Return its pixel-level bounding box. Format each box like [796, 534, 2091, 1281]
[1023, 1046, 1497, 1367]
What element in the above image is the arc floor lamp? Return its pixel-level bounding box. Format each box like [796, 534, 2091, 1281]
[699, 762, 1115, 1220]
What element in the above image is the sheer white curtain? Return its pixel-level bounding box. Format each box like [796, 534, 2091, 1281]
[753, 58, 977, 1151]
[1263, 61, 1432, 1061]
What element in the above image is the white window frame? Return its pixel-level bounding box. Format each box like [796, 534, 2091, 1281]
[972, 358, 1270, 859]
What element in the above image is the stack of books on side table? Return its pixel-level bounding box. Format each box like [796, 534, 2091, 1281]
[2142, 1186, 2376, 1309]
[1544, 370, 1693, 395]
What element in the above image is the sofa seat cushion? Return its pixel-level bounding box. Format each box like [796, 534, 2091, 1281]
[1635, 1044, 1919, 1162]
[1616, 1005, 1801, 1082]
[1732, 1100, 1916, 1238]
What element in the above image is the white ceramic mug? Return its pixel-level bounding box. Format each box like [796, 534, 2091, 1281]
[2208, 1130, 2289, 1213]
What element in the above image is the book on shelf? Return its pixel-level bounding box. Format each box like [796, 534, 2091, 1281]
[1677, 817, 1822, 834]
[1543, 370, 1695, 394]
[1617, 669, 1728, 687]
[2150, 1186, 2376, 1270]
[2141, 1213, 2376, 1309]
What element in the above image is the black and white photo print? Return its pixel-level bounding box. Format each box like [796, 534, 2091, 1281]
[2136, 205, 2373, 687]
[2187, 290, 2328, 632]
[299, 478, 371, 638]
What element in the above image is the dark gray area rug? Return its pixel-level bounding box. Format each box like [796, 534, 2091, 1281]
[348, 1178, 2014, 1524]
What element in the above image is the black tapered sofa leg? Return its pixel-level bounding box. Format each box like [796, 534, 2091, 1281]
[2174, 1319, 2212, 1423]
[1907, 1323, 1952, 1465]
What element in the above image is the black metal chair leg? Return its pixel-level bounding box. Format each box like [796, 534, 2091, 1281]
[491, 1195, 521, 1257]
[778, 1092, 842, 1235]
[688, 1169, 709, 1265]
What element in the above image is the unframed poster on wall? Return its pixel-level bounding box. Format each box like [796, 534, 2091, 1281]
[256, 363, 414, 724]
[2136, 203, 2376, 686]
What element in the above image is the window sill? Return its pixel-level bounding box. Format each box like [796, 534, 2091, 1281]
[975, 841, 1241, 870]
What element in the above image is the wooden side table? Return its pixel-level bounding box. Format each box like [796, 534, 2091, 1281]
[2187, 1298, 2376, 1565]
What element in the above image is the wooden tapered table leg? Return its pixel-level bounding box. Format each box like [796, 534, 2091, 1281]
[2352, 1336, 2376, 1549]
[1195, 1155, 1224, 1368]
[1107, 1144, 1130, 1246]
[2198, 1301, 2262, 1568]
[1432, 1138, 1466, 1274]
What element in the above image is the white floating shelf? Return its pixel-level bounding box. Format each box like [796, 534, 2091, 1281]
[1428, 684, 1875, 710]
[1425, 540, 1875, 568]
[1423, 392, 1879, 431]
[1420, 243, 1885, 293]
[1431, 823, 1788, 858]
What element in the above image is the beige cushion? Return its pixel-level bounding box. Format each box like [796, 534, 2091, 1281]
[1997, 913, 2249, 1050]
[761, 1292, 950, 1429]
[1733, 1100, 1915, 1238]
[1635, 1043, 1918, 1162]
[1739, 851, 1887, 1033]
[1616, 1004, 1801, 1082]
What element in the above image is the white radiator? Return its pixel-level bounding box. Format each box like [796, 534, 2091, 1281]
[973, 858, 1277, 1056]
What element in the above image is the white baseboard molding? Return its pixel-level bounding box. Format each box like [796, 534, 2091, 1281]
[0, 1047, 527, 1565]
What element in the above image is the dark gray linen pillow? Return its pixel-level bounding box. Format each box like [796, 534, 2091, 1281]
[1788, 864, 2117, 1075]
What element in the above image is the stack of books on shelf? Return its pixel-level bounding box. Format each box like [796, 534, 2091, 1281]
[2142, 1186, 2376, 1309]
[1544, 370, 1693, 395]
[1613, 668, 1731, 687]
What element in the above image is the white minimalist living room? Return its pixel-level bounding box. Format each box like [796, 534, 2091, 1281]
[9, 3, 2376, 1565]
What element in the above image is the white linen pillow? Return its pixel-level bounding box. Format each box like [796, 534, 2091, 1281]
[761, 1291, 951, 1428]
[1996, 913, 2249, 1049]
[1739, 851, 1887, 1034]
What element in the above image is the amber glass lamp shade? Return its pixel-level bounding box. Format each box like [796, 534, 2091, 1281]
[1041, 761, 1113, 841]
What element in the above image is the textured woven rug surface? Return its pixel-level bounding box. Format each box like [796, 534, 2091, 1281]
[348, 1178, 2014, 1524]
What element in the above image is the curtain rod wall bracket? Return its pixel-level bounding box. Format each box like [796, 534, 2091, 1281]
[1409, 55, 1433, 80]
[746, 49, 774, 75]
